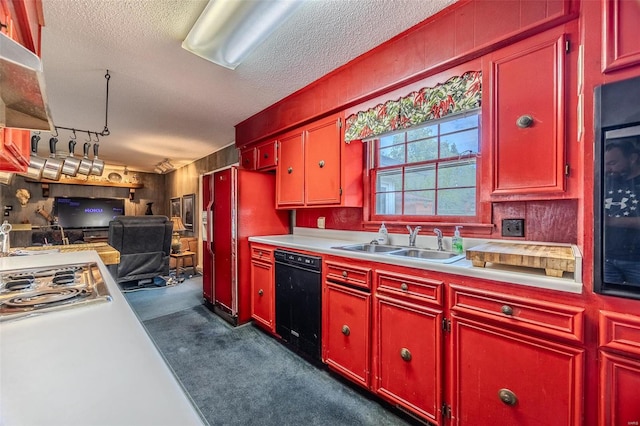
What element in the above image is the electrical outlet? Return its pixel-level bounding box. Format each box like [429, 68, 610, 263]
[502, 219, 525, 237]
[317, 217, 325, 229]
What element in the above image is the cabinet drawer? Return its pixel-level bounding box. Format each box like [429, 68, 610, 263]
[251, 245, 274, 262]
[376, 270, 443, 307]
[450, 284, 584, 343]
[599, 310, 640, 357]
[240, 147, 256, 170]
[325, 261, 371, 290]
[257, 140, 277, 170]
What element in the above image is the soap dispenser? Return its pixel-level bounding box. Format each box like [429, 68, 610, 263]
[452, 226, 464, 254]
[376, 223, 389, 245]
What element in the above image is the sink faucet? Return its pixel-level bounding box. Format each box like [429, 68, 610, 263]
[407, 225, 421, 247]
[433, 228, 444, 251]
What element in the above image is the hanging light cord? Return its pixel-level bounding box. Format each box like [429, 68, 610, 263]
[51, 70, 112, 140]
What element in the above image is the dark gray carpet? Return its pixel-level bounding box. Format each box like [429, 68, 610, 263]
[142, 304, 417, 426]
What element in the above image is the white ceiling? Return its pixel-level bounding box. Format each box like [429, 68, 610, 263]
[39, 0, 456, 173]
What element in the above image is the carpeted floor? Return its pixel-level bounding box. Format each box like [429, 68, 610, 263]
[124, 277, 419, 426]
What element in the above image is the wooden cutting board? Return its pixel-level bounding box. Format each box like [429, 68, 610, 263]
[466, 242, 575, 278]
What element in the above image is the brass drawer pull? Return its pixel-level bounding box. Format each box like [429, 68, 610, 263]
[287, 167, 293, 174]
[341, 325, 350, 336]
[342, 271, 348, 278]
[319, 160, 325, 168]
[498, 388, 518, 406]
[516, 114, 534, 128]
[264, 153, 269, 159]
[400, 348, 412, 362]
[258, 289, 264, 296]
[501, 305, 514, 316]
[400, 283, 408, 291]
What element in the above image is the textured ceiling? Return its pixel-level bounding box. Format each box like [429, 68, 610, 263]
[39, 0, 457, 173]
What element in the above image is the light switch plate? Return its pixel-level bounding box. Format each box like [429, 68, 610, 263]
[502, 219, 525, 237]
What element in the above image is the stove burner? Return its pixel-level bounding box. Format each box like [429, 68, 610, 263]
[3, 288, 87, 308]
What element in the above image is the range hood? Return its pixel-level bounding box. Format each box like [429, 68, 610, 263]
[0, 32, 53, 131]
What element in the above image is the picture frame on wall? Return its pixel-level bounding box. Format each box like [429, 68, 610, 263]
[170, 197, 181, 218]
[182, 194, 195, 231]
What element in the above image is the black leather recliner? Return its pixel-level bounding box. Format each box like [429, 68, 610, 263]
[107, 215, 173, 284]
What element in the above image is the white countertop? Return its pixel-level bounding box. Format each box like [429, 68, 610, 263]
[249, 228, 584, 294]
[0, 251, 206, 426]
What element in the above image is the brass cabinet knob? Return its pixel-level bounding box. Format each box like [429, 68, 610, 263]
[287, 167, 293, 174]
[258, 289, 264, 296]
[516, 114, 534, 128]
[342, 271, 348, 278]
[400, 283, 409, 291]
[498, 388, 518, 406]
[341, 325, 350, 336]
[264, 153, 269, 159]
[319, 160, 325, 168]
[500, 305, 514, 316]
[400, 348, 412, 362]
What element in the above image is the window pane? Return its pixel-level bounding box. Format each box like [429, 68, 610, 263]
[407, 124, 437, 142]
[379, 145, 405, 166]
[440, 129, 479, 158]
[437, 188, 476, 216]
[379, 134, 405, 149]
[376, 192, 402, 215]
[440, 114, 478, 134]
[405, 165, 435, 190]
[377, 168, 403, 192]
[437, 161, 476, 188]
[407, 138, 438, 163]
[404, 190, 435, 215]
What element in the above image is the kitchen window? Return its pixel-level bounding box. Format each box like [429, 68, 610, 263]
[371, 110, 480, 221]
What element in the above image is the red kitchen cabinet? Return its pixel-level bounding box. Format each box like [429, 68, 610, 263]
[598, 310, 640, 426]
[489, 26, 568, 197]
[373, 269, 444, 425]
[602, 0, 640, 73]
[276, 130, 305, 206]
[239, 147, 256, 170]
[276, 112, 362, 208]
[250, 244, 275, 332]
[0, 128, 30, 173]
[256, 139, 277, 170]
[449, 284, 584, 425]
[323, 259, 372, 389]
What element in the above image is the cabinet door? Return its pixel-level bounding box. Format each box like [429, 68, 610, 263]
[490, 30, 566, 195]
[250, 259, 274, 332]
[373, 295, 443, 424]
[256, 140, 277, 170]
[600, 351, 640, 426]
[0, 128, 30, 173]
[324, 282, 371, 388]
[450, 315, 584, 426]
[602, 0, 640, 73]
[305, 114, 342, 205]
[239, 147, 256, 170]
[276, 131, 304, 207]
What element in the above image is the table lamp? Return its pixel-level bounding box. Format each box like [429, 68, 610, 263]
[170, 216, 186, 254]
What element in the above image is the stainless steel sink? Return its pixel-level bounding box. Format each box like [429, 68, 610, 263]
[388, 248, 465, 264]
[332, 243, 404, 253]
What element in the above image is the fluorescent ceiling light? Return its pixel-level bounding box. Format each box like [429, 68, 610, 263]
[182, 0, 304, 70]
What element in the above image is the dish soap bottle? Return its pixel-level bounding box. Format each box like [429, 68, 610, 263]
[452, 226, 464, 254]
[376, 223, 389, 245]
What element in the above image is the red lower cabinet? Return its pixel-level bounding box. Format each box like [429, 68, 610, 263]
[450, 316, 584, 425]
[323, 282, 371, 388]
[373, 269, 444, 425]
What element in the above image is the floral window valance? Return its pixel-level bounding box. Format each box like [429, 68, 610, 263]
[344, 71, 482, 142]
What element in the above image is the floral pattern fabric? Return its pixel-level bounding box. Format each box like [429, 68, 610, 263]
[344, 71, 482, 142]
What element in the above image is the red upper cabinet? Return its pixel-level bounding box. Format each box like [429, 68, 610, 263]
[602, 0, 640, 73]
[276, 112, 363, 209]
[488, 26, 569, 198]
[276, 130, 305, 206]
[1, 128, 30, 173]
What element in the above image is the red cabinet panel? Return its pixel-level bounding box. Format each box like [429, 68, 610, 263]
[324, 282, 371, 388]
[304, 117, 342, 205]
[602, 0, 640, 73]
[0, 128, 30, 173]
[490, 28, 567, 196]
[276, 131, 304, 206]
[599, 351, 640, 426]
[250, 258, 274, 332]
[239, 147, 256, 170]
[450, 316, 584, 426]
[256, 140, 277, 170]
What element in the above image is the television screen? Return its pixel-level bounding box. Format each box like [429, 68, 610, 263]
[55, 197, 125, 229]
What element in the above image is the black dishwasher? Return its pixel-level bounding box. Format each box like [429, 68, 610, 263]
[274, 249, 322, 361]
